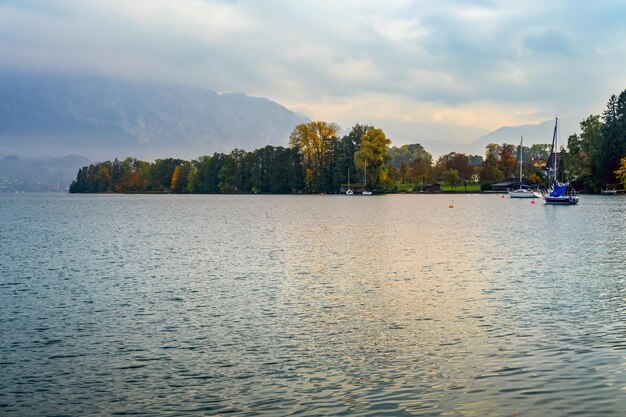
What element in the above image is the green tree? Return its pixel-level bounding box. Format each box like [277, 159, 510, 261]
[189, 154, 226, 193]
[615, 156, 626, 188]
[480, 166, 505, 183]
[600, 91, 626, 187]
[152, 158, 185, 191]
[563, 115, 604, 191]
[528, 144, 551, 162]
[334, 124, 372, 191]
[442, 169, 462, 189]
[95, 162, 112, 192]
[387, 143, 432, 185]
[399, 160, 409, 183]
[69, 166, 89, 192]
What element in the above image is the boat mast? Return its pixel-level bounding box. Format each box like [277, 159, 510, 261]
[546, 116, 558, 188]
[364, 159, 367, 188]
[553, 117, 558, 184]
[519, 136, 523, 184]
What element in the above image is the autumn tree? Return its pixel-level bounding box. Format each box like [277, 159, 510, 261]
[436, 152, 473, 183]
[116, 157, 150, 192]
[498, 144, 516, 178]
[289, 121, 339, 193]
[171, 163, 191, 193]
[354, 127, 391, 188]
[409, 156, 432, 185]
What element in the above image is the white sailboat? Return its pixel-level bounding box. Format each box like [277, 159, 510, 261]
[362, 159, 372, 195]
[346, 169, 353, 195]
[508, 136, 541, 198]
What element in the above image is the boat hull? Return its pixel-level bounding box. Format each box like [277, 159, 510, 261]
[544, 195, 580, 205]
[508, 189, 541, 198]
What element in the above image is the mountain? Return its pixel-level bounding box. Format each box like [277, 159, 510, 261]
[468, 118, 580, 153]
[0, 73, 309, 160]
[415, 118, 581, 157]
[0, 154, 90, 192]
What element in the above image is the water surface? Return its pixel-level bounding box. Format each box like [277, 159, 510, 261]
[1, 193, 624, 416]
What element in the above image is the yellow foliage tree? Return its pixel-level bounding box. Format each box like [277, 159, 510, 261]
[354, 127, 391, 187]
[289, 121, 339, 192]
[170, 164, 190, 193]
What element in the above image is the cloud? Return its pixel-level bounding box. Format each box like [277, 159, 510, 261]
[1, 0, 625, 137]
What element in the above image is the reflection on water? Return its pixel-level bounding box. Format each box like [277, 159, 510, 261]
[1, 193, 625, 416]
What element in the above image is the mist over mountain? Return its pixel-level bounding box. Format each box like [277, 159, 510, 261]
[0, 73, 309, 161]
[0, 154, 90, 192]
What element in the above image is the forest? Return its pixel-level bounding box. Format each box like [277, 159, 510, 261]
[69, 90, 626, 194]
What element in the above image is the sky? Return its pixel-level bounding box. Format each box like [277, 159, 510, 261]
[1, 0, 625, 144]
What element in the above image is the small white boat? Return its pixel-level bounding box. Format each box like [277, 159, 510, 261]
[508, 136, 540, 198]
[346, 169, 353, 195]
[509, 187, 541, 198]
[601, 188, 617, 195]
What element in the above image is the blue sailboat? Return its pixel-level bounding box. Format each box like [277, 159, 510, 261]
[543, 117, 579, 205]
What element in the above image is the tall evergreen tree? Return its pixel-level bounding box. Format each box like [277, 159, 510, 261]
[600, 91, 626, 186]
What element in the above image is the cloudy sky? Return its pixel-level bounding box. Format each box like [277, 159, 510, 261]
[1, 0, 625, 143]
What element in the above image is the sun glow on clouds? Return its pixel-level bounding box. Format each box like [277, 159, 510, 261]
[293, 95, 542, 133]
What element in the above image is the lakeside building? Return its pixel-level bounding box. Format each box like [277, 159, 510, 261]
[487, 178, 538, 192]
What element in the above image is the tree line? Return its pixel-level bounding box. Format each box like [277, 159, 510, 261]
[563, 90, 626, 191]
[70, 89, 626, 194]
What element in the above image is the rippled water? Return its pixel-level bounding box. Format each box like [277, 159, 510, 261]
[1, 193, 625, 416]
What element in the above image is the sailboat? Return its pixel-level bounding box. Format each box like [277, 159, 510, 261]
[362, 159, 372, 195]
[508, 136, 541, 198]
[543, 117, 580, 205]
[346, 169, 353, 195]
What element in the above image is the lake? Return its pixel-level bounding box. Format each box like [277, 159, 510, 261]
[1, 193, 624, 416]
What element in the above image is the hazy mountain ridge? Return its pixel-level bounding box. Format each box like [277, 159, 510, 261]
[470, 118, 580, 149]
[416, 118, 580, 157]
[0, 154, 90, 192]
[0, 73, 310, 160]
